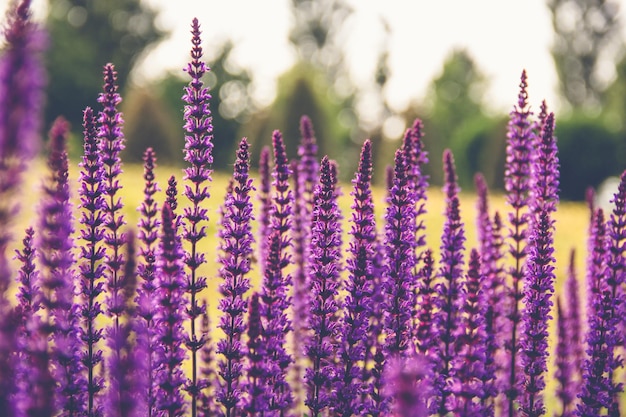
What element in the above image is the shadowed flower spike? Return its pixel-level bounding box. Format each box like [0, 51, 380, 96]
[182, 20, 213, 413]
[0, 0, 47, 293]
[555, 297, 574, 417]
[15, 227, 39, 319]
[98, 63, 127, 335]
[257, 145, 272, 275]
[155, 202, 188, 417]
[38, 117, 86, 416]
[216, 137, 255, 416]
[304, 156, 343, 417]
[564, 249, 583, 412]
[260, 231, 293, 414]
[244, 292, 268, 415]
[415, 248, 436, 356]
[135, 147, 160, 417]
[452, 249, 488, 417]
[433, 149, 466, 415]
[503, 70, 534, 415]
[334, 139, 377, 417]
[199, 302, 218, 417]
[78, 106, 106, 417]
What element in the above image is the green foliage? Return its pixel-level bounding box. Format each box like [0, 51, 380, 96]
[45, 0, 165, 130]
[547, 0, 621, 110]
[556, 114, 622, 200]
[414, 49, 489, 185]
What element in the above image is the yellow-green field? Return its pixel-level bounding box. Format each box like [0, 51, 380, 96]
[9, 158, 592, 414]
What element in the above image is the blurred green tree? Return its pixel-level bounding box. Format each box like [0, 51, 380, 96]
[45, 0, 165, 130]
[547, 0, 621, 111]
[412, 49, 491, 186]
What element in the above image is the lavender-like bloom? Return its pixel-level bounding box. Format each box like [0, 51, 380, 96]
[78, 107, 106, 417]
[503, 71, 534, 416]
[554, 298, 574, 417]
[334, 140, 376, 417]
[98, 63, 127, 335]
[38, 117, 86, 416]
[433, 149, 466, 415]
[304, 156, 343, 416]
[386, 356, 431, 417]
[216, 137, 255, 416]
[383, 147, 417, 357]
[244, 293, 268, 415]
[0, 0, 46, 290]
[577, 208, 614, 416]
[257, 145, 272, 275]
[135, 148, 160, 417]
[415, 249, 436, 356]
[474, 174, 503, 408]
[182, 20, 213, 412]
[15, 227, 39, 318]
[199, 302, 218, 417]
[260, 231, 293, 414]
[564, 249, 583, 412]
[106, 232, 146, 417]
[452, 249, 488, 417]
[519, 113, 559, 417]
[155, 202, 188, 417]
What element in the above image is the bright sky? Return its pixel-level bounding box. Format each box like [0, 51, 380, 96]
[3, 0, 626, 116]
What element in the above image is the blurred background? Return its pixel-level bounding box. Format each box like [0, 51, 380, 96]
[1, 0, 626, 200]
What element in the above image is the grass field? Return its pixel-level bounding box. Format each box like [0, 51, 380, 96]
[8, 157, 593, 414]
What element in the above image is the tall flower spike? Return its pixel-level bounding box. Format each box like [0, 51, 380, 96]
[216, 137, 255, 416]
[182, 20, 213, 413]
[519, 112, 559, 417]
[554, 298, 574, 417]
[564, 249, 583, 412]
[452, 249, 488, 416]
[106, 231, 146, 417]
[38, 117, 86, 416]
[155, 202, 188, 417]
[402, 119, 429, 250]
[260, 231, 293, 414]
[198, 302, 218, 417]
[503, 70, 534, 416]
[135, 147, 160, 417]
[304, 156, 343, 416]
[78, 107, 106, 417]
[383, 147, 417, 357]
[0, 0, 47, 294]
[577, 208, 614, 416]
[243, 293, 268, 415]
[334, 140, 377, 417]
[415, 249, 436, 356]
[257, 145, 272, 275]
[433, 149, 466, 415]
[98, 63, 127, 336]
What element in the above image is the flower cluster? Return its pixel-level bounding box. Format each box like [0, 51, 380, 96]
[1, 3, 626, 417]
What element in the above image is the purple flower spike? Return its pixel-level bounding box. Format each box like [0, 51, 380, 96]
[135, 148, 160, 417]
[199, 302, 218, 417]
[555, 298, 574, 417]
[0, 0, 47, 288]
[155, 202, 188, 417]
[453, 249, 488, 417]
[38, 117, 86, 416]
[106, 231, 146, 417]
[503, 71, 534, 415]
[383, 147, 418, 357]
[415, 249, 436, 356]
[334, 140, 377, 417]
[564, 249, 583, 413]
[15, 227, 39, 318]
[304, 156, 343, 417]
[216, 137, 255, 416]
[386, 356, 431, 417]
[78, 107, 106, 417]
[519, 112, 559, 417]
[98, 63, 127, 335]
[260, 231, 293, 414]
[182, 20, 214, 413]
[244, 293, 268, 415]
[433, 149, 466, 415]
[257, 145, 272, 275]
